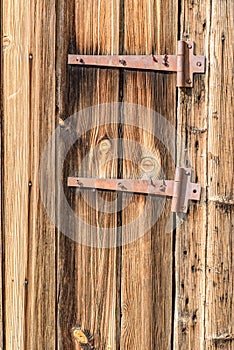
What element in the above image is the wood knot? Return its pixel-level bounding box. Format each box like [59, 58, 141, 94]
[72, 327, 95, 349]
[99, 139, 111, 154]
[140, 157, 156, 173]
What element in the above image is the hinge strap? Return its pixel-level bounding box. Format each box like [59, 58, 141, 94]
[68, 41, 205, 87]
[68, 167, 201, 213]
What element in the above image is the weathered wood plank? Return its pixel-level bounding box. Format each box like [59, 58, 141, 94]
[0, 0, 3, 346]
[3, 0, 31, 347]
[24, 1, 57, 349]
[176, 1, 234, 349]
[3, 0, 56, 348]
[205, 1, 234, 349]
[121, 1, 177, 349]
[174, 0, 208, 349]
[56, 1, 121, 349]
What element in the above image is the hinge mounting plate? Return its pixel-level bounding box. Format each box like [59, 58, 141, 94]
[68, 41, 205, 87]
[68, 167, 201, 213]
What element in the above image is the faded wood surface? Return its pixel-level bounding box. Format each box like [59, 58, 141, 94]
[175, 0, 234, 349]
[2, 0, 56, 349]
[121, 0, 177, 348]
[206, 1, 234, 349]
[0, 0, 3, 347]
[174, 0, 208, 349]
[1, 0, 234, 349]
[3, 0, 31, 347]
[56, 1, 121, 349]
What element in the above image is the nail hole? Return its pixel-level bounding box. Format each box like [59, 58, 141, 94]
[193, 189, 197, 193]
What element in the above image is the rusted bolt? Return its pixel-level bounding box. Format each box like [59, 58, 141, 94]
[159, 185, 166, 192]
[119, 59, 127, 66]
[76, 57, 85, 63]
[140, 157, 156, 173]
[77, 180, 83, 186]
[196, 61, 202, 67]
[187, 44, 192, 49]
[99, 139, 111, 154]
[162, 54, 169, 67]
[118, 182, 127, 190]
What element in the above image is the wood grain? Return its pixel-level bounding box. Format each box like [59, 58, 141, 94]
[3, 0, 31, 347]
[174, 0, 208, 349]
[175, 1, 234, 349]
[121, 1, 177, 349]
[205, 1, 234, 349]
[25, 0, 57, 349]
[2, 0, 234, 349]
[3, 0, 56, 348]
[0, 0, 3, 347]
[56, 1, 121, 349]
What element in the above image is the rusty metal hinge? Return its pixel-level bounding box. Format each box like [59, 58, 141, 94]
[68, 167, 201, 213]
[68, 41, 205, 87]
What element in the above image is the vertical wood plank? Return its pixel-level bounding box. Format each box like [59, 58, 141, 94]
[121, 1, 177, 349]
[205, 1, 234, 349]
[3, 0, 56, 348]
[174, 0, 208, 349]
[3, 0, 30, 347]
[25, 0, 57, 348]
[176, 1, 234, 349]
[56, 1, 121, 349]
[0, 0, 3, 346]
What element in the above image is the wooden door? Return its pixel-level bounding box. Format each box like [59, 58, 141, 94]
[1, 0, 233, 349]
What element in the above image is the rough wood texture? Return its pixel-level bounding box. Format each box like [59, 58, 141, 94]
[3, 0, 31, 347]
[25, 1, 56, 349]
[56, 1, 121, 349]
[174, 0, 208, 349]
[120, 1, 177, 349]
[205, 1, 234, 349]
[2, 0, 56, 348]
[2, 0, 234, 349]
[0, 0, 3, 347]
[175, 1, 234, 349]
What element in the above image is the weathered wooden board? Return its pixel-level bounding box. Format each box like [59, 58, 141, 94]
[205, 1, 234, 349]
[3, 0, 31, 347]
[120, 1, 177, 348]
[175, 1, 234, 350]
[174, 0, 208, 349]
[1, 0, 234, 349]
[0, 0, 3, 347]
[2, 0, 56, 348]
[56, 1, 121, 349]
